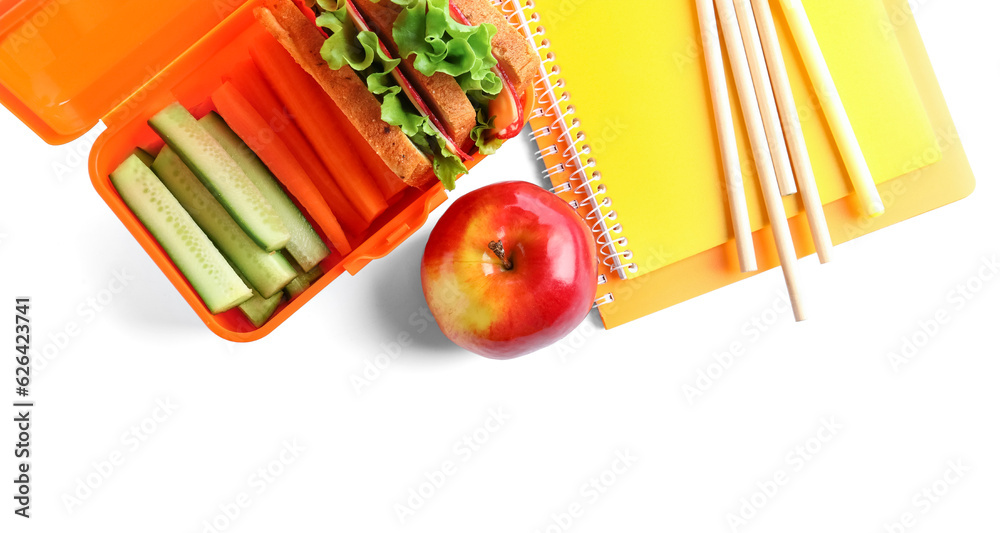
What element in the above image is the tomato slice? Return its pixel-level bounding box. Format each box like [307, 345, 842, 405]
[449, 1, 526, 140]
[489, 66, 524, 140]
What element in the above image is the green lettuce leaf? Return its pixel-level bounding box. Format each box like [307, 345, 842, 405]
[470, 108, 503, 155]
[391, 0, 502, 96]
[420, 121, 467, 191]
[316, 0, 468, 189]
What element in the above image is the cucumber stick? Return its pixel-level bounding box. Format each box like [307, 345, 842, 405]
[130, 147, 156, 167]
[152, 147, 298, 299]
[229, 261, 284, 328]
[110, 155, 252, 314]
[286, 265, 324, 299]
[240, 290, 283, 328]
[199, 113, 330, 272]
[149, 103, 290, 252]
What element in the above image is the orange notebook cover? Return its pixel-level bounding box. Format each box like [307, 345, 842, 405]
[504, 0, 975, 328]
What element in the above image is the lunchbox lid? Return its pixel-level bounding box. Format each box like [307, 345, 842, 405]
[0, 0, 249, 144]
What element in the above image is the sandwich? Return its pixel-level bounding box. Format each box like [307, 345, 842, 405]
[254, 0, 540, 190]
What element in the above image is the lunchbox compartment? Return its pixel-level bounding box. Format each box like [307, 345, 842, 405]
[87, 1, 488, 341]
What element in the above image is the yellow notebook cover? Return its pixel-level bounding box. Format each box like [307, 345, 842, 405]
[516, 0, 974, 327]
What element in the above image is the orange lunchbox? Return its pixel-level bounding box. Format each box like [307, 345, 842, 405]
[0, 0, 523, 341]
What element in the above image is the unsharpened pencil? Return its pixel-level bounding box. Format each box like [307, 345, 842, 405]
[750, 0, 834, 263]
[716, 0, 807, 321]
[695, 0, 757, 273]
[732, 0, 798, 198]
[776, 0, 885, 218]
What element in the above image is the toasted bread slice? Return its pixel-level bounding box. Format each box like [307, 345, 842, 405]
[254, 0, 436, 188]
[354, 0, 476, 147]
[450, 0, 540, 97]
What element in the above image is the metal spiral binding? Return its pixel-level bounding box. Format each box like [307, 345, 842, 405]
[496, 0, 637, 295]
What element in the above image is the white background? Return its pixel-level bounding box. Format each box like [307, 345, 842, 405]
[1, 1, 998, 532]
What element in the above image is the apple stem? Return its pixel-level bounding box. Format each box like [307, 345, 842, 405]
[488, 241, 513, 270]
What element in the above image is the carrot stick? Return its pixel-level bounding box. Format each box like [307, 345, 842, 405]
[249, 35, 388, 222]
[211, 82, 352, 256]
[225, 60, 369, 236]
[322, 96, 409, 201]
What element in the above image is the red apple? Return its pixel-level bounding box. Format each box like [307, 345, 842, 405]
[421, 181, 598, 359]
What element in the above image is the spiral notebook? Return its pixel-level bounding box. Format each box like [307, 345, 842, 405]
[496, 0, 975, 328]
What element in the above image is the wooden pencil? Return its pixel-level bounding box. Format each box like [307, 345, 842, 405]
[717, 0, 807, 321]
[751, 0, 834, 263]
[695, 0, 757, 273]
[732, 0, 798, 197]
[776, 0, 885, 218]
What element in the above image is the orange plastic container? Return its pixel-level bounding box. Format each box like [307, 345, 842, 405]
[0, 0, 501, 341]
